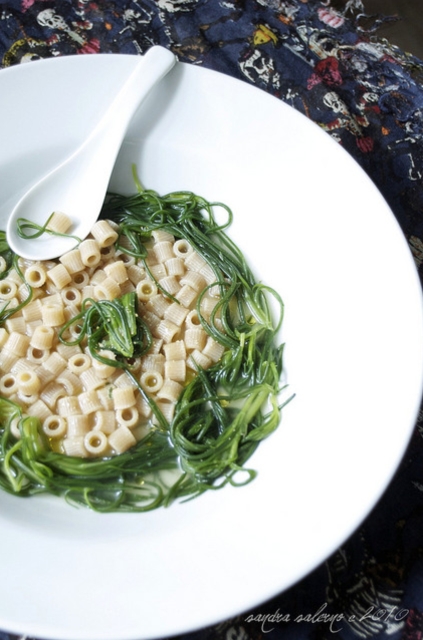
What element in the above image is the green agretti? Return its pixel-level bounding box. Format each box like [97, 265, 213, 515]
[0, 181, 289, 512]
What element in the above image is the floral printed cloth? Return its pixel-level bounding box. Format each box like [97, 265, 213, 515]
[1, 1, 423, 639]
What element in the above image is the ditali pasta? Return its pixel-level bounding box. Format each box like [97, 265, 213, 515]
[0, 183, 288, 512]
[0, 219, 225, 459]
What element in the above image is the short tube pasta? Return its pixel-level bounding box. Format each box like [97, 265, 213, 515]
[116, 407, 139, 428]
[22, 299, 43, 323]
[78, 390, 103, 414]
[61, 287, 82, 306]
[157, 379, 183, 402]
[57, 395, 80, 417]
[163, 340, 186, 361]
[185, 310, 202, 330]
[158, 275, 180, 296]
[104, 260, 128, 284]
[4, 332, 30, 357]
[173, 239, 193, 258]
[0, 203, 231, 464]
[60, 249, 85, 274]
[0, 329, 8, 348]
[108, 426, 136, 454]
[5, 316, 26, 334]
[30, 324, 54, 350]
[155, 319, 179, 344]
[187, 350, 212, 371]
[46, 211, 72, 234]
[93, 411, 115, 434]
[15, 370, 41, 394]
[47, 264, 72, 290]
[63, 437, 87, 457]
[71, 271, 90, 288]
[0, 374, 18, 396]
[57, 371, 82, 395]
[163, 303, 189, 327]
[0, 347, 18, 373]
[79, 368, 104, 391]
[25, 264, 47, 288]
[43, 415, 67, 438]
[84, 430, 108, 455]
[164, 359, 186, 382]
[66, 414, 90, 437]
[41, 382, 66, 410]
[68, 354, 91, 374]
[26, 346, 50, 365]
[92, 353, 116, 379]
[79, 239, 101, 267]
[112, 386, 136, 410]
[94, 277, 121, 301]
[0, 280, 17, 299]
[136, 280, 157, 301]
[184, 328, 207, 351]
[140, 371, 163, 394]
[175, 285, 197, 308]
[203, 337, 226, 362]
[43, 352, 67, 375]
[41, 305, 65, 327]
[90, 220, 119, 248]
[154, 241, 174, 263]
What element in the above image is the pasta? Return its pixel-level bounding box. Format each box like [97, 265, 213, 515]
[0, 217, 231, 460]
[22, 299, 43, 323]
[42, 415, 67, 438]
[108, 426, 136, 454]
[47, 264, 72, 290]
[84, 430, 108, 455]
[66, 414, 90, 437]
[116, 407, 139, 428]
[90, 220, 118, 248]
[15, 370, 41, 394]
[79, 239, 101, 267]
[41, 305, 65, 327]
[164, 359, 186, 382]
[59, 248, 85, 274]
[184, 328, 207, 351]
[4, 332, 30, 357]
[0, 280, 17, 299]
[24, 264, 47, 288]
[46, 211, 72, 234]
[112, 386, 136, 410]
[0, 185, 286, 515]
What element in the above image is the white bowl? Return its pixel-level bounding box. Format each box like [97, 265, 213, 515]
[0, 54, 422, 640]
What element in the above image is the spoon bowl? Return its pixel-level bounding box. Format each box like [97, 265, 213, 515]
[6, 45, 176, 261]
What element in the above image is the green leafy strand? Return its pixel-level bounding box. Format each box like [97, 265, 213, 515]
[16, 212, 81, 243]
[0, 185, 290, 512]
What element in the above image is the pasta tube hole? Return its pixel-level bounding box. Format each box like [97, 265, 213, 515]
[136, 280, 157, 301]
[0, 374, 17, 394]
[173, 239, 193, 258]
[0, 281, 17, 299]
[116, 407, 139, 428]
[84, 430, 108, 455]
[43, 416, 67, 438]
[186, 310, 202, 328]
[140, 371, 163, 393]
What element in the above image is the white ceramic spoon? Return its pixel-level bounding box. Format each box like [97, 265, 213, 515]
[6, 45, 176, 261]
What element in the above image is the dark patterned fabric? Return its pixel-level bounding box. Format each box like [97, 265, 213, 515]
[1, 1, 423, 639]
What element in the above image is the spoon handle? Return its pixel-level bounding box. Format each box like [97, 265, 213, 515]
[82, 46, 176, 159]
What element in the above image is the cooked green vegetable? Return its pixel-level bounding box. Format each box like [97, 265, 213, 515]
[16, 211, 81, 243]
[59, 291, 153, 362]
[0, 181, 290, 512]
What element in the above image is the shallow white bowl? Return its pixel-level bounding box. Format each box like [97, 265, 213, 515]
[0, 54, 422, 640]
